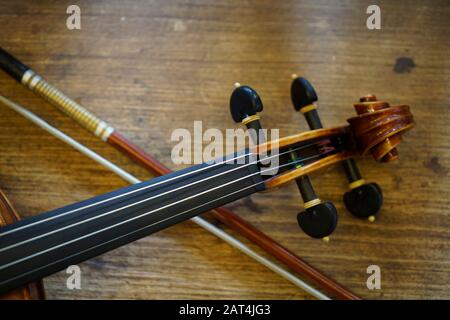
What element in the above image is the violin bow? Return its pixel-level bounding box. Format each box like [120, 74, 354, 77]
[0, 95, 336, 300]
[0, 48, 361, 300]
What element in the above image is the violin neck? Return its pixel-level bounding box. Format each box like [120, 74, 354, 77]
[0, 152, 264, 294]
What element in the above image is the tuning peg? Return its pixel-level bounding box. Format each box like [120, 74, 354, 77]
[290, 74, 322, 129]
[342, 161, 383, 220]
[230, 83, 265, 144]
[297, 201, 338, 239]
[283, 76, 336, 239]
[290, 75, 383, 221]
[295, 178, 338, 239]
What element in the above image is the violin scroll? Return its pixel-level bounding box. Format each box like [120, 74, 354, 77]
[347, 95, 415, 162]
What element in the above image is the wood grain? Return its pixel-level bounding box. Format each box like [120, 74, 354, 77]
[0, 0, 449, 299]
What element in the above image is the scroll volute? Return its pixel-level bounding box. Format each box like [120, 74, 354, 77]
[347, 95, 415, 162]
[0, 190, 45, 300]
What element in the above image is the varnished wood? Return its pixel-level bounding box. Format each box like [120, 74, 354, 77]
[253, 126, 349, 155]
[265, 152, 354, 189]
[0, 0, 449, 299]
[348, 98, 415, 162]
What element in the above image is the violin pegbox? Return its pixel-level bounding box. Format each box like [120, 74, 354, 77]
[226, 78, 414, 240]
[229, 83, 338, 240]
[290, 75, 383, 222]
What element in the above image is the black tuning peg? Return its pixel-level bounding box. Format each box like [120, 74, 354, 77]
[297, 201, 338, 239]
[342, 160, 383, 220]
[284, 76, 336, 240]
[290, 75, 383, 221]
[290, 76, 322, 129]
[230, 83, 265, 144]
[295, 178, 337, 239]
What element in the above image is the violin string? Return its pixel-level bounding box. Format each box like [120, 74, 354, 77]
[0, 154, 322, 258]
[0, 97, 331, 300]
[0, 145, 247, 237]
[0, 151, 332, 271]
[0, 122, 323, 239]
[0, 172, 330, 300]
[0, 140, 319, 238]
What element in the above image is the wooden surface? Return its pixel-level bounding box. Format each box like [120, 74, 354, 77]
[0, 0, 449, 299]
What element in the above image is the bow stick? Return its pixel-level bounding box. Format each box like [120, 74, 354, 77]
[0, 95, 333, 300]
[0, 47, 360, 300]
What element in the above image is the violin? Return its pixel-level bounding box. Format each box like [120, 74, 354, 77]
[0, 189, 45, 299]
[0, 75, 414, 295]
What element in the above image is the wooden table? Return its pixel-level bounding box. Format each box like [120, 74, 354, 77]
[0, 0, 449, 299]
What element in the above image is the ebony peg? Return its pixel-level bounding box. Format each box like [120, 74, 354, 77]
[342, 160, 383, 220]
[230, 83, 265, 144]
[296, 177, 337, 239]
[297, 201, 338, 239]
[290, 75, 322, 129]
[285, 77, 337, 240]
[290, 75, 383, 221]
